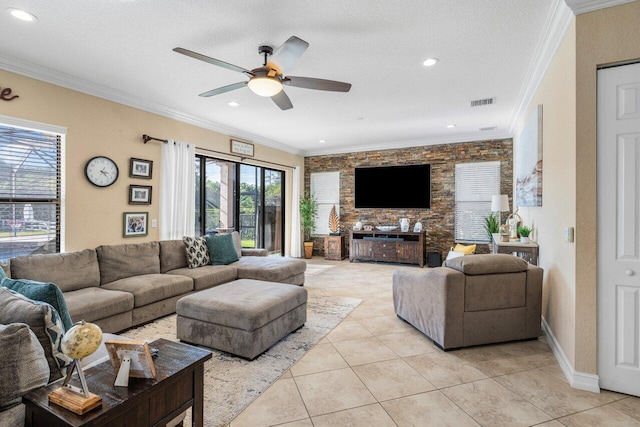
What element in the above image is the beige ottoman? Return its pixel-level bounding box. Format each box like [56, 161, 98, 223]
[176, 279, 307, 360]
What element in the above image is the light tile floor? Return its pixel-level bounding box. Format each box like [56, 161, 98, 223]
[230, 258, 640, 427]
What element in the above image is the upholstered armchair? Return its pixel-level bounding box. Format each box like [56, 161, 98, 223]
[392, 254, 543, 350]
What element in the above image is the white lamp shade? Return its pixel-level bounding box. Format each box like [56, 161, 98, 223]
[491, 194, 509, 212]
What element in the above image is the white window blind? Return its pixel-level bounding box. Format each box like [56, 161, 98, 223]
[0, 123, 62, 262]
[455, 161, 500, 243]
[310, 171, 339, 235]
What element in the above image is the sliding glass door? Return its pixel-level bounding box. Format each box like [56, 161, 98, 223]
[196, 156, 284, 255]
[239, 165, 284, 255]
[195, 157, 236, 236]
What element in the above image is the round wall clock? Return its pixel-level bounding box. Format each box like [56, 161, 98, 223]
[85, 156, 119, 187]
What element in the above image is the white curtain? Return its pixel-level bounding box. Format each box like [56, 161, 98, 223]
[290, 166, 302, 257]
[160, 140, 195, 239]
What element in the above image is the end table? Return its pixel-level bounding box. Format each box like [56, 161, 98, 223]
[324, 235, 346, 260]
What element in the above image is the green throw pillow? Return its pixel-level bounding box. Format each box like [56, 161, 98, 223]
[0, 264, 6, 280]
[0, 277, 73, 331]
[205, 233, 240, 265]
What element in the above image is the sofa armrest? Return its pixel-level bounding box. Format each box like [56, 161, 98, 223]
[392, 267, 465, 349]
[241, 249, 268, 257]
[525, 264, 544, 337]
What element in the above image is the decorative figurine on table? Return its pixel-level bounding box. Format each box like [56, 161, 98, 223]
[328, 205, 340, 236]
[507, 210, 522, 240]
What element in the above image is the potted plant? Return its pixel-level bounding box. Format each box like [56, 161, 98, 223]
[299, 190, 318, 259]
[517, 225, 533, 243]
[484, 212, 499, 242]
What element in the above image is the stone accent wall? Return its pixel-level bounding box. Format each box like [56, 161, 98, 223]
[304, 139, 513, 261]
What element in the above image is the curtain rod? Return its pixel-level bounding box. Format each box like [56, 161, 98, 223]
[141, 134, 295, 170]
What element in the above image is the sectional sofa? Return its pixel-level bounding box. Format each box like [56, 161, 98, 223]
[6, 236, 306, 334]
[0, 235, 306, 426]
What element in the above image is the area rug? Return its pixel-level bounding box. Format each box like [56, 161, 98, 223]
[123, 293, 361, 426]
[304, 263, 337, 276]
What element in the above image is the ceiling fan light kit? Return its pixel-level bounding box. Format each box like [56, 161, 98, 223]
[174, 36, 351, 110]
[247, 76, 283, 97]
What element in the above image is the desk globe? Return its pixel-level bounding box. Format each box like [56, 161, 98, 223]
[48, 320, 103, 415]
[61, 321, 102, 359]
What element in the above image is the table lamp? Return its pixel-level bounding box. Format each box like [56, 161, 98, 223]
[491, 195, 510, 228]
[48, 321, 103, 415]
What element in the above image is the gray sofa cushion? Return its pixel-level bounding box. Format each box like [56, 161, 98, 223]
[233, 257, 307, 283]
[63, 287, 134, 323]
[10, 249, 100, 292]
[167, 265, 238, 291]
[444, 253, 528, 275]
[96, 242, 160, 285]
[159, 240, 188, 273]
[101, 274, 193, 308]
[0, 323, 49, 410]
[0, 288, 71, 382]
[464, 272, 527, 311]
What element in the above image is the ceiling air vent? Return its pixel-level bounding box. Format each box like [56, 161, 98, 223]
[480, 126, 497, 131]
[470, 97, 496, 107]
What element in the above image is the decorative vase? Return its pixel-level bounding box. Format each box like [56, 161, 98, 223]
[399, 218, 410, 232]
[303, 241, 313, 259]
[354, 221, 362, 230]
[520, 236, 530, 243]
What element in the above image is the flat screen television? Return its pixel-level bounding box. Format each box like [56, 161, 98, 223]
[355, 164, 431, 209]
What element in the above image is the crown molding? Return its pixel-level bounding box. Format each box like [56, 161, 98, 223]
[564, 0, 636, 14]
[508, 0, 574, 136]
[0, 55, 305, 156]
[303, 130, 513, 157]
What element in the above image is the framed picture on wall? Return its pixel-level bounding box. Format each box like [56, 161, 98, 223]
[123, 212, 148, 237]
[129, 185, 152, 205]
[129, 158, 153, 179]
[230, 139, 254, 157]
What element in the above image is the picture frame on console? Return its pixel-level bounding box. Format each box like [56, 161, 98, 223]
[105, 339, 156, 386]
[123, 212, 148, 237]
[129, 185, 152, 204]
[129, 157, 153, 179]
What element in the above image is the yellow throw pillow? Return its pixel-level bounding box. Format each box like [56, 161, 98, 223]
[454, 243, 476, 255]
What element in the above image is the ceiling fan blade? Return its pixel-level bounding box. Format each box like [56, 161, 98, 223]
[271, 90, 293, 110]
[199, 81, 247, 97]
[284, 76, 352, 92]
[267, 36, 309, 74]
[173, 47, 250, 75]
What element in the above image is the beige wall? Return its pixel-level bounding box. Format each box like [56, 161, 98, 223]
[0, 69, 304, 254]
[515, 21, 577, 367]
[574, 2, 640, 374]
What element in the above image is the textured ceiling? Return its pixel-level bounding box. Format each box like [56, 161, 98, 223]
[0, 0, 605, 156]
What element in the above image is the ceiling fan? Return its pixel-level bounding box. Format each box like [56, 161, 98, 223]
[173, 36, 351, 110]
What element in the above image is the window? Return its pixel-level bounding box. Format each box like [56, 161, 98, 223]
[195, 155, 285, 255]
[0, 121, 63, 262]
[454, 161, 500, 243]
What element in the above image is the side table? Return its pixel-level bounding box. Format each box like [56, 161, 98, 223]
[491, 233, 539, 265]
[324, 235, 346, 260]
[23, 338, 212, 427]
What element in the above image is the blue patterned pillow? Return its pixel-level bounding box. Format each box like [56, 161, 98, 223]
[182, 236, 210, 268]
[0, 287, 72, 382]
[1, 277, 73, 331]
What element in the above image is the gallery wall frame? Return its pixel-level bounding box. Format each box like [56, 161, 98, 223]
[129, 158, 153, 179]
[129, 185, 152, 205]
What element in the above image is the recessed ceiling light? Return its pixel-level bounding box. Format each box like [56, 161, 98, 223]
[6, 8, 37, 22]
[227, 101, 239, 107]
[319, 140, 326, 144]
[447, 124, 456, 128]
[423, 58, 439, 67]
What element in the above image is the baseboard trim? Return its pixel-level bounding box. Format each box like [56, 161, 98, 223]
[541, 317, 601, 393]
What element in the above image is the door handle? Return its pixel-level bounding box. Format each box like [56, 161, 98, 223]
[625, 269, 634, 276]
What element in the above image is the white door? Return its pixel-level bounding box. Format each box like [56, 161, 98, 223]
[597, 62, 640, 396]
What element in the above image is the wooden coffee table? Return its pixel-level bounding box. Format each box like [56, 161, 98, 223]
[23, 338, 212, 427]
